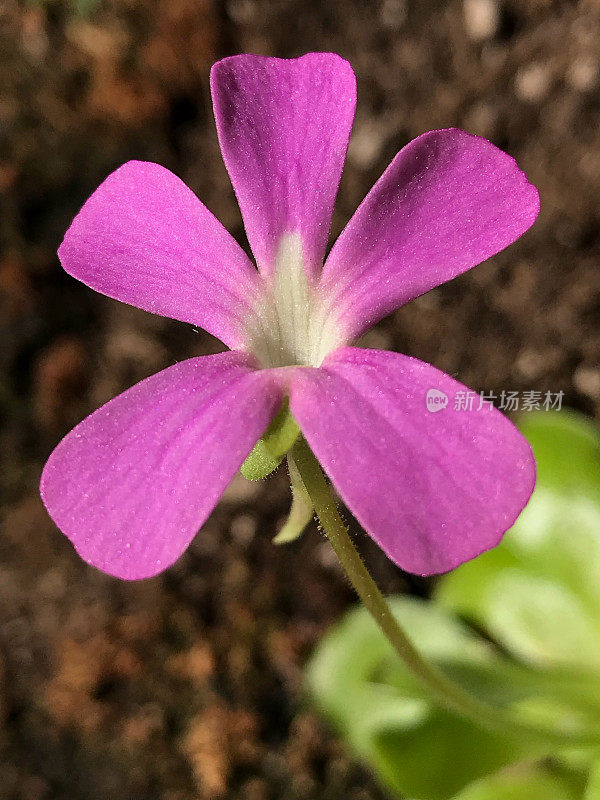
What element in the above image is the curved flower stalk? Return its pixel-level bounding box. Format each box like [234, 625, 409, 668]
[40, 53, 539, 585]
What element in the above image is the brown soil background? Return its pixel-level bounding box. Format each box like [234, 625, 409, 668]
[1, 0, 600, 798]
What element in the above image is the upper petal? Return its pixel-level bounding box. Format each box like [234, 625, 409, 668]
[289, 347, 535, 576]
[40, 352, 283, 580]
[210, 53, 356, 279]
[320, 129, 540, 341]
[58, 160, 262, 350]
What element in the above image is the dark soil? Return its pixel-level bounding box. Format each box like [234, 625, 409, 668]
[1, 0, 599, 798]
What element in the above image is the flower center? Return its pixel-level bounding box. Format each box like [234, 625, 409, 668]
[245, 233, 342, 368]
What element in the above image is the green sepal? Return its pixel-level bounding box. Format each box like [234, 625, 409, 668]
[240, 438, 283, 480]
[273, 454, 314, 544]
[241, 400, 300, 480]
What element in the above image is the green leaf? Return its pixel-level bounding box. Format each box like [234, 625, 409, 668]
[585, 760, 600, 800]
[518, 410, 600, 498]
[452, 763, 586, 800]
[370, 713, 527, 800]
[468, 571, 600, 670]
[437, 410, 600, 670]
[307, 412, 600, 800]
[306, 597, 597, 800]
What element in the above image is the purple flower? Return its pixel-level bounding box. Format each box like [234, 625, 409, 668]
[40, 53, 539, 581]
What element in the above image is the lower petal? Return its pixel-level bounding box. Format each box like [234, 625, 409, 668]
[40, 352, 283, 579]
[289, 347, 535, 576]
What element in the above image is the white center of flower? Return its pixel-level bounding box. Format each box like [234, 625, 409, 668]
[245, 233, 342, 368]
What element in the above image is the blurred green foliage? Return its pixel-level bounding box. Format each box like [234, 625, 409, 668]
[307, 411, 600, 800]
[31, 0, 101, 16]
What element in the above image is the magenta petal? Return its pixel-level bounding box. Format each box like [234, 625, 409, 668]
[40, 352, 283, 580]
[289, 347, 535, 576]
[320, 129, 540, 341]
[58, 161, 262, 350]
[211, 53, 356, 278]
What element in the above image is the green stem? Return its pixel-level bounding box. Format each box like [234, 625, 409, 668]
[292, 435, 597, 748]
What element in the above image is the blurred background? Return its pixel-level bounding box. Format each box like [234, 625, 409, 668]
[1, 0, 600, 798]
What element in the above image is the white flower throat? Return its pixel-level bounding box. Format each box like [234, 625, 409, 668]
[245, 233, 342, 369]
